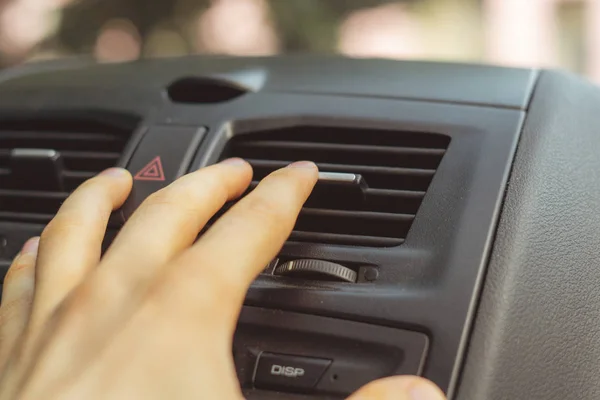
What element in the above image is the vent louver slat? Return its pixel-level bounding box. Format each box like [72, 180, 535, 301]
[0, 116, 137, 224]
[289, 232, 403, 247]
[220, 126, 450, 247]
[247, 159, 435, 191]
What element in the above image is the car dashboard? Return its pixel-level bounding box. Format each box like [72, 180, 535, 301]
[0, 56, 598, 400]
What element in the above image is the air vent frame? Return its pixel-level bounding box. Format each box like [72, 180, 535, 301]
[218, 125, 450, 248]
[0, 110, 142, 224]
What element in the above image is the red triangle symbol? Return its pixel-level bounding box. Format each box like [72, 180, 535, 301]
[134, 156, 165, 181]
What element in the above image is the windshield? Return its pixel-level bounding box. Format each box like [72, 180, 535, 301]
[1, 0, 596, 82]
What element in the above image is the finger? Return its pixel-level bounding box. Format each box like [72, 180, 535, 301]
[0, 160, 253, 387]
[99, 158, 252, 293]
[346, 376, 446, 400]
[160, 161, 318, 328]
[0, 237, 39, 368]
[29, 168, 132, 327]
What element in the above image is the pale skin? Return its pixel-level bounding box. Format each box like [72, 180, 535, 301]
[0, 158, 446, 400]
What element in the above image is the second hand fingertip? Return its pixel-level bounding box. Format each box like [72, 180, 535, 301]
[99, 167, 131, 178]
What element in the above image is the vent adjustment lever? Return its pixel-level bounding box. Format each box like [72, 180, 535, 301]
[10, 148, 65, 191]
[274, 259, 357, 283]
[313, 172, 368, 203]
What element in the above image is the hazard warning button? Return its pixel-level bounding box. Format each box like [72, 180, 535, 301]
[134, 156, 165, 181]
[119, 126, 206, 222]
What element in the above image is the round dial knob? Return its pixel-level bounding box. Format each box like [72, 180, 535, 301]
[273, 259, 357, 283]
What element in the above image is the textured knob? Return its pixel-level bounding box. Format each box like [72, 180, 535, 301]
[273, 259, 357, 283]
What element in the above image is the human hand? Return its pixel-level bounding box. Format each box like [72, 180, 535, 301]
[0, 159, 445, 400]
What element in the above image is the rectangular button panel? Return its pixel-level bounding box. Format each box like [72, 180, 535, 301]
[120, 126, 206, 221]
[235, 307, 429, 398]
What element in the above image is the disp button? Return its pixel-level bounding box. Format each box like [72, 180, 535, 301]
[253, 352, 331, 393]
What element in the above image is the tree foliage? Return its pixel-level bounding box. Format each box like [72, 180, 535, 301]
[52, 0, 403, 55]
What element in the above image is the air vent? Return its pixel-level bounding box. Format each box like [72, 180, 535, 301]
[0, 115, 137, 224]
[220, 126, 450, 247]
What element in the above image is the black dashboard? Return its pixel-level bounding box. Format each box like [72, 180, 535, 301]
[0, 56, 598, 400]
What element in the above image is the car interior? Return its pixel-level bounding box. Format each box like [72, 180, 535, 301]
[3, 1, 600, 399]
[0, 54, 598, 400]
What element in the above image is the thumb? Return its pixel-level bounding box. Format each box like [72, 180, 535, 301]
[347, 376, 446, 400]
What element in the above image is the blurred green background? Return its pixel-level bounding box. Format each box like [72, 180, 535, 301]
[1, 0, 598, 83]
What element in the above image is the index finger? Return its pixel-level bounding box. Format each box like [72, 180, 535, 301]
[161, 161, 318, 323]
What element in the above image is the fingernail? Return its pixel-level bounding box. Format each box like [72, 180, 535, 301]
[288, 161, 317, 170]
[21, 237, 40, 255]
[410, 381, 445, 400]
[220, 157, 248, 166]
[99, 167, 128, 177]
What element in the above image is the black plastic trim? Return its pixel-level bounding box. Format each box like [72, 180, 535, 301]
[0, 57, 537, 397]
[178, 95, 525, 394]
